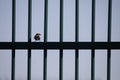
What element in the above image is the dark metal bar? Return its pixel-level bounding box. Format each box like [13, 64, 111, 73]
[91, 0, 95, 42]
[44, 0, 48, 42]
[91, 49, 95, 80]
[60, 0, 63, 42]
[12, 1, 16, 42]
[43, 49, 47, 80]
[107, 0, 112, 80]
[75, 50, 79, 80]
[75, 0, 79, 80]
[27, 50, 31, 80]
[28, 0, 32, 80]
[11, 0, 16, 80]
[11, 50, 15, 80]
[107, 49, 111, 80]
[1, 42, 120, 49]
[59, 49, 63, 80]
[28, 0, 32, 42]
[91, 0, 96, 80]
[108, 0, 112, 43]
[44, 0, 48, 80]
[59, 0, 63, 80]
[75, 1, 79, 42]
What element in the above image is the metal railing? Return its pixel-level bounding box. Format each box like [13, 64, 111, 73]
[0, 0, 120, 80]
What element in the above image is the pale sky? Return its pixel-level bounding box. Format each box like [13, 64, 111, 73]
[0, 0, 120, 80]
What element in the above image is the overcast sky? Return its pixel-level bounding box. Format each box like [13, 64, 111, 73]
[0, 0, 120, 80]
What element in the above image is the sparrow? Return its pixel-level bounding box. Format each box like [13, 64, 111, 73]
[34, 33, 41, 41]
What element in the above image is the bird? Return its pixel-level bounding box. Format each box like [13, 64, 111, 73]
[34, 33, 41, 41]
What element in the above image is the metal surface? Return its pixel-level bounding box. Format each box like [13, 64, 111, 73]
[59, 0, 63, 80]
[91, 0, 96, 80]
[11, 0, 16, 80]
[27, 0, 32, 80]
[44, 0, 48, 80]
[107, 0, 112, 80]
[75, 0, 79, 80]
[0, 42, 120, 49]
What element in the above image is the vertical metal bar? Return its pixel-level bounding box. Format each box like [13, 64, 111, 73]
[75, 0, 79, 80]
[91, 50, 95, 80]
[59, 0, 63, 80]
[107, 49, 111, 80]
[44, 0, 48, 42]
[12, 0, 16, 80]
[27, 50, 31, 80]
[59, 50, 63, 80]
[91, 0, 95, 80]
[107, 0, 112, 80]
[75, 50, 79, 80]
[43, 49, 47, 80]
[11, 50, 15, 80]
[60, 0, 63, 42]
[28, 0, 32, 80]
[44, 0, 48, 80]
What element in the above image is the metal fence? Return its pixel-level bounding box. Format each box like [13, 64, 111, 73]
[0, 0, 120, 80]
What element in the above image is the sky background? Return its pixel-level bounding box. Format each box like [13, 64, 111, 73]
[0, 0, 120, 80]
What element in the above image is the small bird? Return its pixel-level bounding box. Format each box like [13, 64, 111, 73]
[34, 33, 41, 41]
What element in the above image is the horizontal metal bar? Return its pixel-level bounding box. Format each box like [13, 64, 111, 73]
[0, 42, 120, 49]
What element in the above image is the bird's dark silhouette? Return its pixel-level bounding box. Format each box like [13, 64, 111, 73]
[34, 33, 41, 41]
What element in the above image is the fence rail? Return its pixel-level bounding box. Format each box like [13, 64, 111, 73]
[0, 42, 120, 49]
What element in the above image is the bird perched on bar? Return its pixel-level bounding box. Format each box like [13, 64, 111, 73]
[34, 33, 41, 41]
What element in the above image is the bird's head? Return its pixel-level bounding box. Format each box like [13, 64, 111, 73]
[36, 33, 41, 35]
